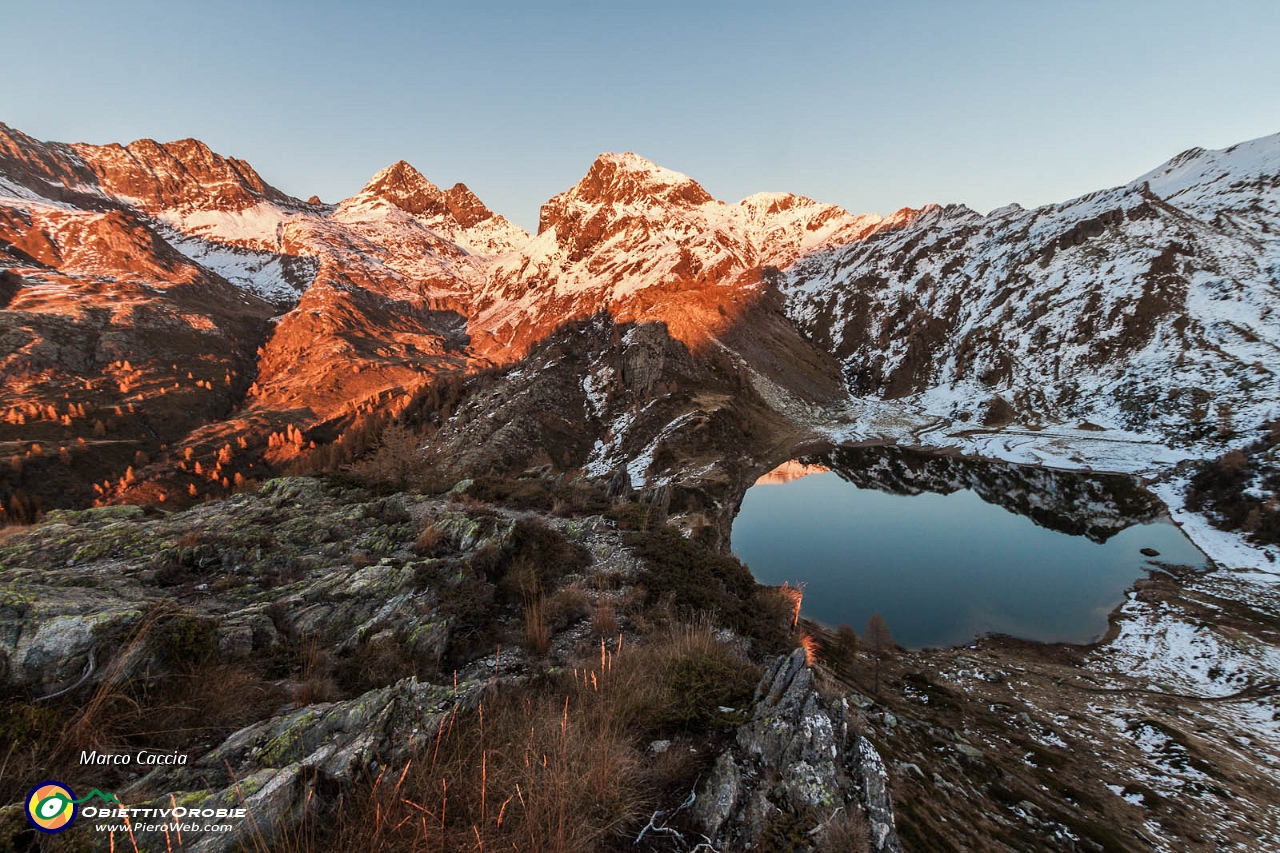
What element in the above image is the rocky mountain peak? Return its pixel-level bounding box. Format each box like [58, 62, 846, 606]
[537, 152, 715, 236]
[127, 136, 215, 164]
[61, 134, 294, 214]
[443, 182, 497, 228]
[359, 159, 447, 216]
[737, 191, 812, 216]
[0, 123, 97, 199]
[581, 151, 715, 206]
[338, 165, 525, 255]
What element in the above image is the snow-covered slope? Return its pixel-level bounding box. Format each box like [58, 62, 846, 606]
[782, 133, 1280, 445]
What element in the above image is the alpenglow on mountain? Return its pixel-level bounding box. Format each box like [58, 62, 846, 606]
[1, 121, 1278, 517]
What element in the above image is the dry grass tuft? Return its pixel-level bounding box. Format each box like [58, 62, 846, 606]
[523, 593, 551, 655]
[799, 632, 820, 666]
[591, 600, 617, 637]
[769, 581, 804, 630]
[294, 641, 340, 706]
[813, 806, 871, 852]
[269, 618, 757, 853]
[413, 521, 445, 557]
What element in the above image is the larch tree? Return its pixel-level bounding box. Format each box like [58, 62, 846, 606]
[833, 623, 859, 673]
[864, 612, 895, 697]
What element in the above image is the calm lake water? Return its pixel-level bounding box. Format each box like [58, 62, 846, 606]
[731, 450, 1208, 649]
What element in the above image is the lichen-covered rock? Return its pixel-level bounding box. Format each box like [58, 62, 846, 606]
[0, 475, 631, 852]
[106, 675, 464, 853]
[0, 583, 146, 690]
[0, 479, 469, 692]
[697, 752, 744, 839]
[692, 648, 903, 852]
[856, 734, 900, 852]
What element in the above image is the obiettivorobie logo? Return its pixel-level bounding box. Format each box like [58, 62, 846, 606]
[25, 778, 247, 837]
[25, 781, 119, 833]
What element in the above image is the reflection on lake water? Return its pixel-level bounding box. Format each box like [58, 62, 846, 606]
[731, 447, 1208, 649]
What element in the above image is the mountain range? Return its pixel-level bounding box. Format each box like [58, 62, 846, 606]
[2, 121, 1278, 519]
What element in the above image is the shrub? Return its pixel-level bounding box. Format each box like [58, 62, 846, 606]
[493, 519, 591, 602]
[605, 501, 658, 531]
[814, 808, 870, 853]
[626, 526, 790, 652]
[295, 641, 340, 705]
[656, 653, 748, 730]
[826, 623, 860, 673]
[1185, 423, 1280, 545]
[758, 811, 812, 853]
[604, 618, 758, 737]
[466, 475, 555, 510]
[464, 475, 613, 517]
[335, 632, 429, 695]
[437, 567, 499, 668]
[348, 422, 428, 489]
[548, 583, 592, 629]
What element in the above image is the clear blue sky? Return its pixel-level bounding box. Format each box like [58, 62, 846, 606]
[7, 1, 1278, 231]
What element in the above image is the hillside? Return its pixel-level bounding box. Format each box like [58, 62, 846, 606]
[783, 134, 1280, 444]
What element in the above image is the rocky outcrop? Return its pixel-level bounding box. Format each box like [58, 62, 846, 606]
[0, 476, 641, 852]
[693, 648, 903, 852]
[73, 136, 296, 215]
[0, 478, 534, 695]
[115, 675, 473, 853]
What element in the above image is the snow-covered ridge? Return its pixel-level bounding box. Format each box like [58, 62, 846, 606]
[1137, 132, 1280, 206]
[782, 131, 1280, 449]
[472, 150, 922, 355]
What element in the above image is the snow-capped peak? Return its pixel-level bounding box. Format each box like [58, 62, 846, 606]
[735, 191, 816, 215]
[543, 152, 716, 220]
[592, 151, 697, 186]
[357, 160, 446, 216]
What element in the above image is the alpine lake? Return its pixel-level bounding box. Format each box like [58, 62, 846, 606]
[731, 446, 1209, 649]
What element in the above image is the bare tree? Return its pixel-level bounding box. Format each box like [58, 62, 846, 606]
[832, 623, 859, 673]
[864, 612, 894, 697]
